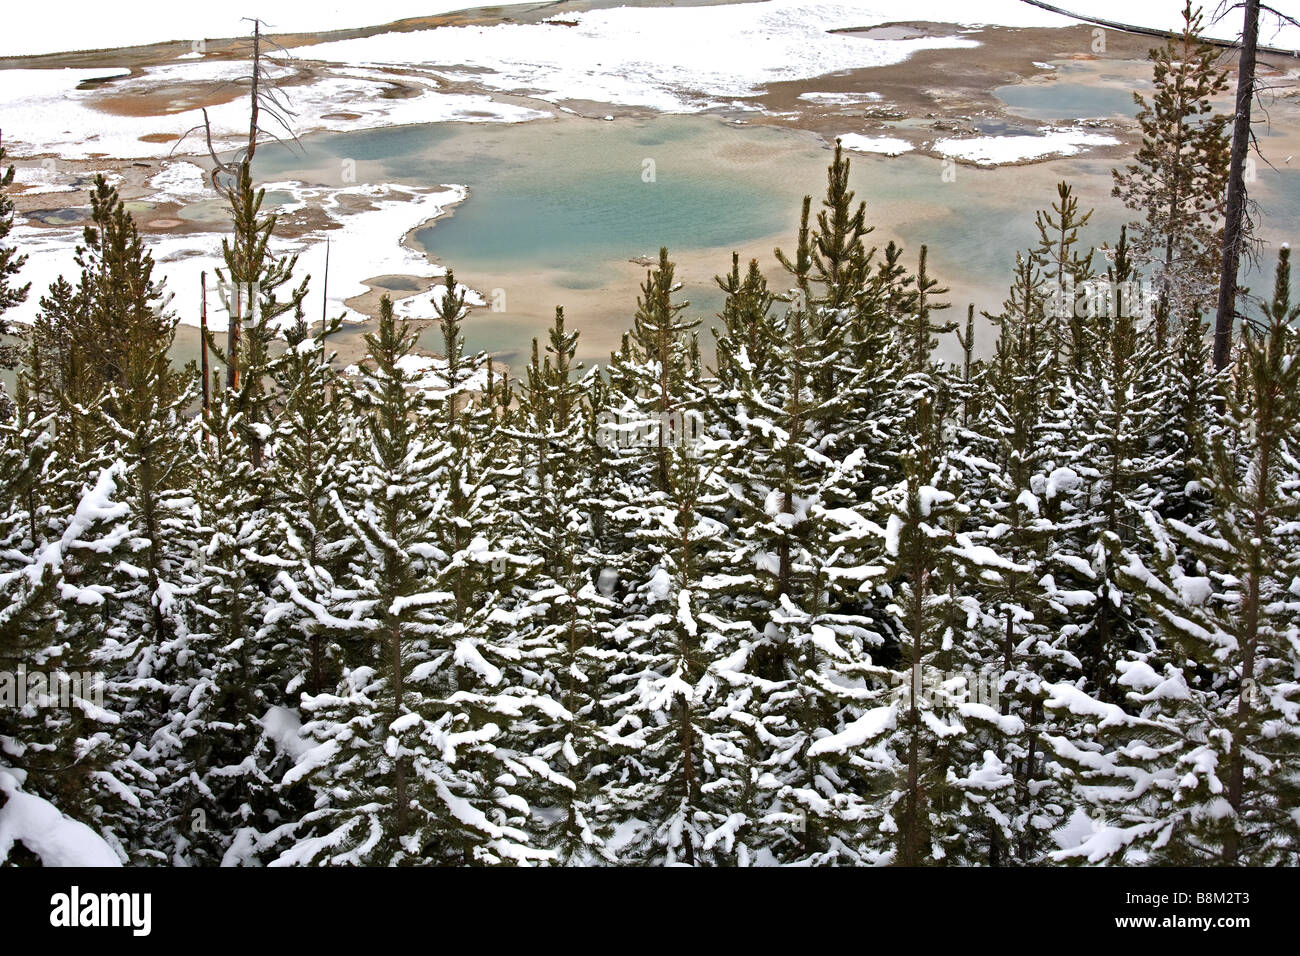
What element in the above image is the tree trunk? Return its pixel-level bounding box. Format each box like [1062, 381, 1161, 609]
[1212, 0, 1261, 371]
[199, 272, 210, 417]
[390, 617, 408, 835]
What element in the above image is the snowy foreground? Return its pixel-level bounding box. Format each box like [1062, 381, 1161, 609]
[2, 178, 1297, 863]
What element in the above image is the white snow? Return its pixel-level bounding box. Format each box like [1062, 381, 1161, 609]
[934, 127, 1120, 165]
[646, 567, 673, 604]
[7, 0, 1296, 62]
[6, 181, 468, 330]
[10, 162, 84, 194]
[0, 62, 547, 161]
[1052, 807, 1096, 851]
[1042, 681, 1139, 729]
[2, 1, 1297, 163]
[146, 161, 215, 204]
[884, 514, 903, 557]
[800, 92, 884, 105]
[807, 703, 897, 756]
[838, 133, 913, 157]
[0, 770, 122, 866]
[286, 1, 992, 112]
[1044, 466, 1082, 501]
[259, 706, 313, 760]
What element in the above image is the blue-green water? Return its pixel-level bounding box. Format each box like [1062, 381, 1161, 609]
[252, 117, 834, 359]
[247, 114, 1297, 363]
[996, 82, 1141, 122]
[258, 119, 792, 268]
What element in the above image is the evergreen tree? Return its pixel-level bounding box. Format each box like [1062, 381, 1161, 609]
[209, 165, 309, 469]
[1032, 182, 1096, 369]
[0, 141, 29, 370]
[263, 315, 359, 697]
[1054, 248, 1300, 865]
[1112, 2, 1231, 337]
[503, 309, 621, 862]
[707, 239, 886, 864]
[282, 296, 549, 866]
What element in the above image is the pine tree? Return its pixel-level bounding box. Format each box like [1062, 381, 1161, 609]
[707, 238, 886, 864]
[1054, 247, 1300, 865]
[599, 250, 762, 865]
[1112, 1, 1230, 337]
[0, 370, 61, 813]
[209, 165, 309, 469]
[155, 386, 281, 866]
[27, 183, 203, 862]
[503, 308, 621, 862]
[281, 296, 550, 865]
[899, 245, 954, 374]
[816, 382, 1024, 865]
[1032, 182, 1096, 369]
[1057, 293, 1171, 705]
[263, 315, 359, 698]
[0, 141, 30, 370]
[810, 140, 872, 312]
[54, 177, 178, 413]
[963, 238, 1089, 863]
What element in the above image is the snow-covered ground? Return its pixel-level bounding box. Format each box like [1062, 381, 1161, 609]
[1, 2, 485, 57]
[282, 0, 1300, 112]
[0, 63, 547, 161]
[6, 0, 1206, 162]
[934, 127, 1121, 164]
[8, 0, 1279, 160]
[7, 167, 468, 329]
[5, 0, 1296, 60]
[839, 133, 914, 156]
[284, 1, 998, 111]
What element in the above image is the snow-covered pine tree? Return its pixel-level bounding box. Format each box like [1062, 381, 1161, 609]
[421, 277, 569, 865]
[607, 247, 701, 496]
[278, 294, 453, 864]
[606, 435, 756, 865]
[810, 141, 871, 313]
[25, 181, 202, 862]
[706, 236, 888, 864]
[898, 245, 955, 374]
[1032, 181, 1095, 371]
[0, 365, 62, 829]
[1051, 246, 1300, 865]
[500, 308, 622, 863]
[816, 378, 1025, 865]
[153, 381, 286, 866]
[964, 234, 1089, 864]
[0, 141, 29, 370]
[3, 284, 173, 863]
[209, 164, 309, 469]
[281, 295, 551, 866]
[263, 314, 359, 699]
[1054, 227, 1174, 705]
[33, 462, 161, 863]
[151, 165, 313, 864]
[598, 249, 760, 865]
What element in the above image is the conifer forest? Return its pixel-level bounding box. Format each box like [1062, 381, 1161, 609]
[0, 2, 1297, 870]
